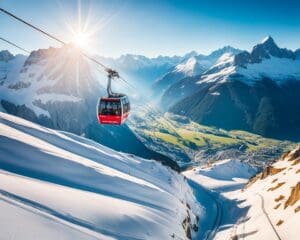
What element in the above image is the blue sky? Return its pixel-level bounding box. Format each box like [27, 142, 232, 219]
[0, 0, 300, 57]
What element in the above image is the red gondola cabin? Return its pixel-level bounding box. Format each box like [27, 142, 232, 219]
[97, 95, 130, 125]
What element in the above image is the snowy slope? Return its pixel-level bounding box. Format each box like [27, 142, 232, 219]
[0, 112, 201, 240]
[0, 52, 27, 86]
[184, 148, 299, 240]
[183, 159, 257, 239]
[198, 55, 300, 85]
[174, 56, 206, 77]
[184, 159, 257, 191]
[224, 147, 300, 240]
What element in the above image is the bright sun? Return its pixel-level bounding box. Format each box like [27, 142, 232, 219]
[72, 31, 90, 49]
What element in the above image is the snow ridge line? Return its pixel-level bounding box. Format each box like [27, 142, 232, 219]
[257, 193, 282, 240]
[0, 189, 146, 240]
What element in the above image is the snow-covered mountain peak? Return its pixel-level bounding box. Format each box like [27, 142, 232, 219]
[260, 35, 274, 44]
[196, 37, 300, 85]
[196, 52, 236, 84]
[208, 46, 241, 59]
[0, 45, 102, 117]
[24, 45, 84, 67]
[233, 37, 300, 81]
[182, 50, 199, 59]
[235, 36, 296, 66]
[215, 52, 235, 65]
[24, 45, 99, 96]
[118, 54, 150, 64]
[24, 47, 57, 66]
[252, 36, 295, 61]
[154, 46, 240, 90]
[175, 56, 203, 76]
[0, 50, 14, 62]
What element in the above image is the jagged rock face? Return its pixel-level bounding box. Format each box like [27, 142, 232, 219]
[0, 50, 14, 62]
[295, 49, 300, 59]
[283, 145, 300, 161]
[234, 51, 251, 66]
[1, 100, 50, 125]
[234, 36, 296, 65]
[24, 48, 57, 66]
[25, 46, 101, 97]
[285, 182, 300, 208]
[34, 100, 93, 134]
[0, 52, 27, 89]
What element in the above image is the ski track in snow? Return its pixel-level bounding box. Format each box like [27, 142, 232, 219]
[256, 193, 282, 240]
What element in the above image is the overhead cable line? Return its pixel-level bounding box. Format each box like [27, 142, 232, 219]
[0, 8, 152, 101]
[0, 36, 30, 54]
[0, 7, 111, 72]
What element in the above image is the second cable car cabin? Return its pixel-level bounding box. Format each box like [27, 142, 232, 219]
[97, 69, 130, 125]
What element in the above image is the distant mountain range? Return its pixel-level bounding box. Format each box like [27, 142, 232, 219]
[153, 46, 241, 106]
[1, 36, 299, 165]
[168, 37, 300, 140]
[157, 46, 241, 110]
[95, 51, 197, 91]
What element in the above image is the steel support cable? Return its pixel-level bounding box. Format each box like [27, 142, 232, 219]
[0, 8, 110, 72]
[0, 8, 66, 45]
[0, 36, 30, 54]
[0, 8, 156, 108]
[0, 35, 120, 105]
[0, 7, 142, 97]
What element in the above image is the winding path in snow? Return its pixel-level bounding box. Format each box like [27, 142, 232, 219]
[187, 180, 222, 240]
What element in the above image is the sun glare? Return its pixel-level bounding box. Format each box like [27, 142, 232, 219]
[72, 31, 90, 49]
[62, 0, 120, 53]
